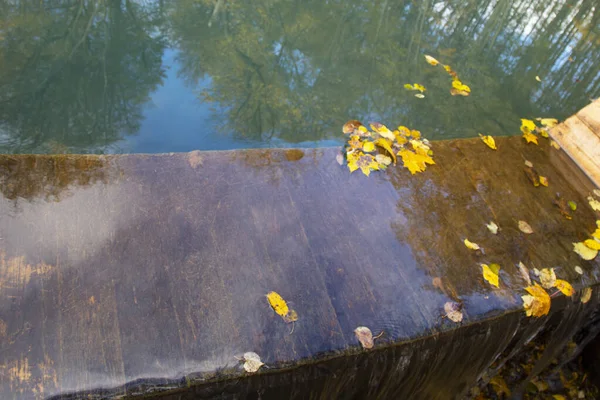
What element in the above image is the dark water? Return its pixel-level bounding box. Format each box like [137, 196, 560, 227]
[0, 0, 599, 154]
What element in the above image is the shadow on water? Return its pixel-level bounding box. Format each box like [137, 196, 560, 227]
[1, 0, 599, 153]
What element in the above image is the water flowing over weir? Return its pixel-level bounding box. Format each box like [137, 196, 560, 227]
[0, 133, 599, 399]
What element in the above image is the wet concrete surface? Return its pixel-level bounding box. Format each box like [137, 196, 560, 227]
[0, 137, 599, 399]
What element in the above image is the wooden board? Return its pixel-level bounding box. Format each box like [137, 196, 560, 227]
[0, 136, 599, 399]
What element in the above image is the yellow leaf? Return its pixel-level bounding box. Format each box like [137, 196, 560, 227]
[397, 126, 411, 137]
[444, 301, 463, 323]
[451, 79, 471, 96]
[374, 138, 397, 164]
[478, 133, 497, 150]
[354, 326, 374, 349]
[539, 129, 549, 138]
[283, 309, 298, 323]
[521, 118, 537, 132]
[424, 55, 440, 66]
[375, 154, 392, 167]
[539, 268, 556, 289]
[592, 221, 600, 240]
[573, 242, 598, 260]
[464, 238, 480, 251]
[552, 395, 566, 400]
[550, 140, 560, 150]
[241, 352, 264, 373]
[415, 93, 425, 98]
[347, 135, 362, 150]
[404, 83, 426, 93]
[518, 262, 532, 285]
[266, 291, 289, 317]
[536, 118, 558, 128]
[486, 221, 499, 234]
[554, 279, 575, 296]
[342, 120, 364, 134]
[362, 141, 376, 152]
[370, 122, 395, 141]
[410, 130, 422, 139]
[481, 263, 500, 287]
[358, 125, 369, 134]
[522, 283, 551, 317]
[518, 220, 533, 234]
[522, 130, 538, 144]
[404, 83, 414, 90]
[539, 176, 548, 187]
[584, 239, 600, 250]
[490, 376, 511, 397]
[588, 196, 600, 211]
[397, 148, 435, 174]
[535, 75, 542, 82]
[581, 287, 592, 304]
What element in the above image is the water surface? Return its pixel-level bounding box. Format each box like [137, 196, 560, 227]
[0, 0, 599, 154]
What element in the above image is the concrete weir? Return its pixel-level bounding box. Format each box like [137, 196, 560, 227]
[1, 112, 600, 398]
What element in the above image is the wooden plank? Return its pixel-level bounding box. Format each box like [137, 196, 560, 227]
[576, 99, 600, 136]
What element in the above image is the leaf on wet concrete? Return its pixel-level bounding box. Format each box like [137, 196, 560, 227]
[486, 221, 499, 234]
[240, 352, 264, 373]
[593, 221, 600, 240]
[479, 134, 497, 150]
[540, 268, 557, 289]
[522, 130, 539, 144]
[574, 266, 584, 275]
[568, 201, 577, 211]
[584, 239, 600, 251]
[362, 141, 376, 152]
[347, 135, 363, 150]
[444, 301, 463, 323]
[550, 140, 560, 150]
[348, 152, 380, 176]
[370, 122, 396, 141]
[354, 326, 374, 349]
[336, 153, 344, 166]
[397, 149, 435, 174]
[522, 283, 551, 318]
[424, 55, 440, 66]
[374, 138, 397, 164]
[573, 242, 598, 260]
[581, 287, 592, 304]
[490, 376, 511, 397]
[539, 129, 549, 138]
[518, 220, 534, 234]
[525, 167, 540, 187]
[553, 196, 572, 220]
[188, 150, 204, 168]
[481, 263, 500, 287]
[524, 160, 533, 168]
[518, 262, 532, 285]
[266, 291, 298, 324]
[539, 176, 548, 187]
[375, 154, 392, 168]
[554, 279, 575, 296]
[588, 196, 600, 211]
[464, 238, 481, 251]
[343, 120, 364, 134]
[536, 118, 559, 128]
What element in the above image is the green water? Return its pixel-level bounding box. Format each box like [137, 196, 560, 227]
[0, 0, 598, 154]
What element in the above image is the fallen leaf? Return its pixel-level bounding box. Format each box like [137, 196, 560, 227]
[444, 301, 463, 323]
[539, 176, 548, 187]
[404, 83, 426, 93]
[539, 129, 549, 138]
[266, 291, 298, 324]
[362, 141, 376, 152]
[525, 167, 540, 187]
[464, 238, 480, 251]
[241, 352, 264, 373]
[536, 118, 559, 128]
[553, 196, 572, 219]
[348, 152, 380, 176]
[188, 150, 204, 168]
[588, 196, 600, 211]
[540, 268, 557, 289]
[481, 263, 500, 287]
[397, 148, 435, 174]
[354, 326, 374, 349]
[522, 131, 538, 144]
[574, 266, 584, 275]
[568, 201, 577, 211]
[518, 220, 534, 234]
[581, 287, 592, 304]
[532, 379, 548, 392]
[593, 221, 600, 240]
[550, 140, 561, 150]
[374, 138, 397, 164]
[521, 118, 537, 132]
[375, 154, 392, 167]
[522, 283, 551, 317]
[414, 93, 425, 98]
[370, 122, 395, 141]
[518, 262, 532, 285]
[479, 134, 497, 150]
[552, 394, 566, 400]
[486, 221, 499, 234]
[450, 79, 471, 96]
[524, 160, 533, 168]
[535, 75, 541, 82]
[490, 376, 511, 397]
[584, 239, 600, 250]
[343, 120, 364, 134]
[554, 279, 575, 296]
[347, 135, 363, 150]
[594, 189, 600, 197]
[573, 242, 598, 260]
[424, 55, 440, 66]
[432, 277, 444, 292]
[533, 268, 541, 276]
[336, 153, 344, 166]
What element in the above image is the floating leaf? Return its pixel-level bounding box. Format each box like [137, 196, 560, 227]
[415, 93, 425, 98]
[397, 149, 435, 174]
[424, 55, 440, 66]
[522, 131, 538, 144]
[354, 326, 374, 349]
[518, 262, 532, 285]
[362, 141, 376, 152]
[535, 75, 542, 82]
[404, 83, 426, 93]
[486, 221, 499, 234]
[343, 120, 364, 134]
[584, 239, 600, 250]
[481, 263, 500, 287]
[450, 78, 471, 96]
[568, 200, 577, 211]
[241, 352, 264, 373]
[550, 140, 560, 150]
[536, 118, 559, 128]
[374, 138, 397, 164]
[554, 279, 575, 296]
[522, 283, 551, 317]
[539, 176, 548, 187]
[479, 134, 497, 150]
[588, 196, 600, 211]
[573, 242, 598, 260]
[540, 268, 557, 289]
[574, 266, 584, 275]
[521, 119, 537, 132]
[370, 122, 395, 141]
[518, 220, 534, 234]
[266, 291, 298, 324]
[581, 287, 592, 304]
[444, 301, 463, 323]
[464, 238, 480, 251]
